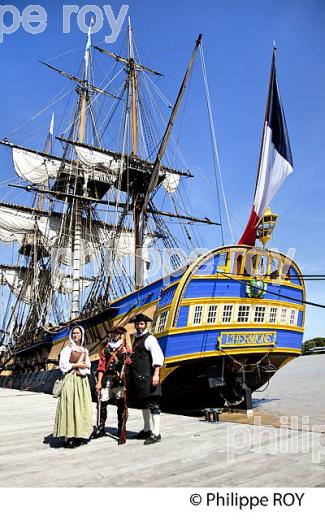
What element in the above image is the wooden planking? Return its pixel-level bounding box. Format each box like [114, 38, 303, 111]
[1, 354, 325, 487]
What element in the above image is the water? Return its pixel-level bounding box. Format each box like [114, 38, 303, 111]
[253, 354, 325, 427]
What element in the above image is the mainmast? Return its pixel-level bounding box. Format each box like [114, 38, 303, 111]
[71, 18, 93, 320]
[127, 18, 141, 283]
[128, 17, 137, 156]
[126, 17, 146, 288]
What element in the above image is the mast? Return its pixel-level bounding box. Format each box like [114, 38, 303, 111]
[71, 200, 82, 320]
[79, 17, 93, 143]
[127, 17, 141, 289]
[128, 17, 138, 156]
[38, 113, 54, 210]
[134, 34, 202, 289]
[71, 19, 93, 320]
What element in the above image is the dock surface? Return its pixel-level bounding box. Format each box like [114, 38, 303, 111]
[0, 355, 325, 487]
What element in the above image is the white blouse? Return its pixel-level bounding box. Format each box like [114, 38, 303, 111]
[59, 345, 91, 375]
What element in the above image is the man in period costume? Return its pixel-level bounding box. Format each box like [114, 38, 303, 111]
[95, 327, 130, 437]
[129, 313, 164, 445]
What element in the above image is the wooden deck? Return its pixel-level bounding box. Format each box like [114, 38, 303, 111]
[1, 355, 325, 487]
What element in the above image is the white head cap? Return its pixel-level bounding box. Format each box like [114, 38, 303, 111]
[69, 325, 86, 348]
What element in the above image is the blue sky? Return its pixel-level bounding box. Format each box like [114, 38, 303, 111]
[0, 0, 324, 339]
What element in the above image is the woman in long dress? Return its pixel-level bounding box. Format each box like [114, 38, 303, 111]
[53, 325, 93, 448]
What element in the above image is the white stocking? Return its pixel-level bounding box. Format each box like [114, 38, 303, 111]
[151, 413, 160, 436]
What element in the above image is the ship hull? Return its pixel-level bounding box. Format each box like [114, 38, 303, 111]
[0, 350, 298, 411]
[0, 245, 306, 411]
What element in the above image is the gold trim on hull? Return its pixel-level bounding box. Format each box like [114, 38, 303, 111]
[164, 347, 300, 365]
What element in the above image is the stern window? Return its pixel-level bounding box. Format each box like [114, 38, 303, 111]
[193, 305, 203, 325]
[289, 309, 296, 325]
[207, 305, 218, 324]
[269, 307, 278, 324]
[254, 306, 266, 323]
[237, 305, 250, 323]
[280, 308, 287, 324]
[222, 305, 233, 323]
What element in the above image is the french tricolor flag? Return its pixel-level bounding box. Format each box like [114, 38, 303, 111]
[239, 49, 293, 246]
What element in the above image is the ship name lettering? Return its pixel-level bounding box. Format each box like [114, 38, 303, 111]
[221, 332, 275, 346]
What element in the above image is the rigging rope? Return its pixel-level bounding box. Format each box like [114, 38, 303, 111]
[217, 269, 325, 309]
[5, 87, 72, 139]
[199, 43, 234, 245]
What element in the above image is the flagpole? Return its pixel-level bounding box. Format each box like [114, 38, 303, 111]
[253, 45, 277, 199]
[239, 44, 293, 246]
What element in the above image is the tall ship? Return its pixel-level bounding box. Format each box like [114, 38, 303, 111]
[0, 20, 305, 410]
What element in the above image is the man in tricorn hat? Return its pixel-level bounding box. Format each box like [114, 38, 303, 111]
[129, 313, 164, 444]
[95, 326, 130, 437]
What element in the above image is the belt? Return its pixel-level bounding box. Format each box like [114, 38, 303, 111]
[75, 371, 86, 377]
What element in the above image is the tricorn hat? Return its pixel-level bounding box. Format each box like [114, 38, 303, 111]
[129, 313, 152, 324]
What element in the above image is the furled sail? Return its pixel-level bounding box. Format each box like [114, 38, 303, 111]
[0, 264, 93, 302]
[38, 221, 137, 265]
[0, 266, 40, 304]
[94, 229, 152, 259]
[0, 203, 139, 266]
[1, 271, 33, 304]
[75, 145, 121, 178]
[0, 205, 38, 244]
[12, 147, 61, 184]
[161, 169, 180, 194]
[0, 205, 81, 264]
[76, 144, 183, 193]
[6, 143, 115, 187]
[52, 241, 95, 266]
[54, 275, 93, 294]
[37, 219, 101, 265]
[0, 205, 61, 252]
